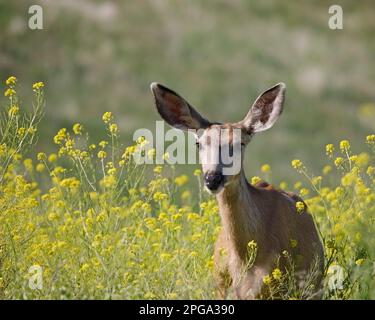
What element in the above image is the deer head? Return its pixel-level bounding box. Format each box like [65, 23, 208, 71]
[150, 82, 286, 194]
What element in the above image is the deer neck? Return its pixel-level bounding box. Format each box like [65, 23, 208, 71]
[216, 170, 263, 259]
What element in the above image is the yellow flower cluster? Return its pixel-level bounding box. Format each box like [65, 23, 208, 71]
[272, 268, 283, 281]
[339, 140, 350, 152]
[32, 81, 44, 91]
[251, 176, 261, 185]
[295, 201, 305, 214]
[326, 143, 334, 156]
[4, 88, 16, 97]
[6, 76, 17, 86]
[261, 164, 271, 173]
[8, 105, 19, 117]
[366, 134, 375, 145]
[0, 82, 374, 300]
[73, 123, 83, 135]
[0, 87, 222, 299]
[102, 111, 113, 124]
[291, 159, 303, 170]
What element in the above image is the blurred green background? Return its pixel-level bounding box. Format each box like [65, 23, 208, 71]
[1, 0, 374, 183]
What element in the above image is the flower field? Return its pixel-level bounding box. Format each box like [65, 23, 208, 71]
[0, 78, 374, 299]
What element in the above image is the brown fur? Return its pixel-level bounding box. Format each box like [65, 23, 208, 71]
[214, 172, 324, 299]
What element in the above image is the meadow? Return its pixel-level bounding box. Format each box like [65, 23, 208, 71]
[0, 78, 374, 299]
[2, 0, 375, 183]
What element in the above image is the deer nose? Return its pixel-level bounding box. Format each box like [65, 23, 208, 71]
[204, 172, 224, 191]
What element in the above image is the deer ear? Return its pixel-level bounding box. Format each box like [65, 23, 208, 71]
[240, 83, 286, 134]
[150, 82, 211, 131]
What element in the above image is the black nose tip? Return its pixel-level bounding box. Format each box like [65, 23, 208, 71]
[204, 172, 224, 191]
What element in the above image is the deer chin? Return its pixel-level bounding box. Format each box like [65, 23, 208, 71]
[205, 177, 235, 194]
[204, 184, 224, 195]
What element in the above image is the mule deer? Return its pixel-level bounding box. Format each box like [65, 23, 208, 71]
[150, 82, 324, 299]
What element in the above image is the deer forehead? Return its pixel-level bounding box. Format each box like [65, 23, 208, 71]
[198, 124, 249, 146]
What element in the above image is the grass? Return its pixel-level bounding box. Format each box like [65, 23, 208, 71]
[0, 80, 374, 299]
[1, 0, 374, 183]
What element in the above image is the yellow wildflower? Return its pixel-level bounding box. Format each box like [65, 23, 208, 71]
[311, 176, 322, 186]
[167, 293, 178, 299]
[100, 175, 116, 188]
[190, 251, 198, 258]
[160, 253, 172, 261]
[279, 181, 288, 190]
[28, 126, 37, 134]
[355, 153, 369, 167]
[144, 292, 156, 299]
[96, 211, 107, 222]
[6, 76, 17, 86]
[323, 165, 332, 175]
[48, 153, 58, 163]
[153, 191, 167, 201]
[251, 176, 261, 185]
[48, 212, 59, 221]
[37, 152, 47, 161]
[294, 181, 302, 189]
[141, 203, 151, 212]
[153, 165, 163, 174]
[366, 134, 375, 145]
[4, 88, 16, 97]
[299, 188, 309, 197]
[355, 259, 365, 266]
[147, 148, 156, 160]
[109, 123, 118, 135]
[263, 275, 272, 285]
[181, 190, 191, 200]
[99, 141, 108, 148]
[326, 144, 334, 156]
[8, 105, 19, 116]
[247, 240, 257, 250]
[54, 128, 67, 145]
[175, 175, 188, 186]
[291, 159, 303, 171]
[334, 157, 343, 167]
[24, 158, 33, 172]
[102, 112, 113, 124]
[194, 169, 202, 176]
[341, 172, 357, 186]
[272, 268, 282, 281]
[191, 233, 202, 242]
[36, 163, 45, 172]
[79, 263, 90, 273]
[296, 201, 305, 214]
[17, 127, 26, 137]
[339, 140, 350, 152]
[32, 81, 44, 91]
[98, 150, 107, 159]
[73, 123, 83, 135]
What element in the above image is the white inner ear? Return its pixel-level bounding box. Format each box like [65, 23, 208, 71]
[251, 92, 283, 133]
